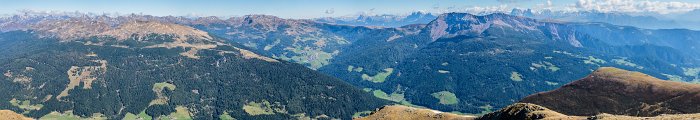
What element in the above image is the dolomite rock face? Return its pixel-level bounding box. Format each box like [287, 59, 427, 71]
[424, 13, 584, 47]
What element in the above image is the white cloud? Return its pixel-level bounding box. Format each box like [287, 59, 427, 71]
[535, 0, 554, 10]
[574, 0, 700, 14]
[497, 0, 533, 3]
[459, 5, 512, 14]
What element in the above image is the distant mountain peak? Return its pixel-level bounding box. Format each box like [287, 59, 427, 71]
[234, 14, 304, 26]
[102, 20, 212, 41]
[31, 18, 113, 40]
[314, 11, 437, 27]
[427, 12, 540, 40]
[431, 12, 538, 27]
[434, 12, 477, 19]
[408, 11, 430, 15]
[507, 8, 698, 30]
[30, 18, 212, 42]
[192, 16, 225, 25]
[225, 15, 321, 36]
[510, 8, 535, 17]
[241, 14, 284, 21]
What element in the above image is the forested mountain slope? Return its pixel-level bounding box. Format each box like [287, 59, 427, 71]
[184, 13, 700, 114]
[320, 13, 700, 113]
[0, 19, 388, 119]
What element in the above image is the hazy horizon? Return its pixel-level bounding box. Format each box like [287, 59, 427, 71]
[3, 0, 700, 19]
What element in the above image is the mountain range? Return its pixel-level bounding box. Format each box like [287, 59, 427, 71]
[360, 67, 700, 120]
[313, 9, 700, 30]
[509, 9, 696, 30]
[1, 10, 700, 119]
[314, 12, 437, 28]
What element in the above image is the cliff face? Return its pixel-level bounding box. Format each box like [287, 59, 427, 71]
[520, 67, 700, 117]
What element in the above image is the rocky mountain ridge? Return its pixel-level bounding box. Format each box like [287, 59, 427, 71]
[32, 19, 212, 41]
[509, 8, 686, 30]
[315, 11, 437, 27]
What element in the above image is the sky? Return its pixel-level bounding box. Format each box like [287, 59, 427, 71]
[3, 0, 700, 18]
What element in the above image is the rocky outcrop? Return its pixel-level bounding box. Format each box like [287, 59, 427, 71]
[423, 13, 584, 47]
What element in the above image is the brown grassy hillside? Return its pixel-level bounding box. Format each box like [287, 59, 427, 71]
[0, 110, 32, 120]
[477, 103, 581, 120]
[359, 103, 700, 120]
[520, 67, 700, 117]
[354, 105, 476, 120]
[477, 103, 700, 120]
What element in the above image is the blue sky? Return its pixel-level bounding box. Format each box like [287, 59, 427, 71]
[3, 0, 700, 18]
